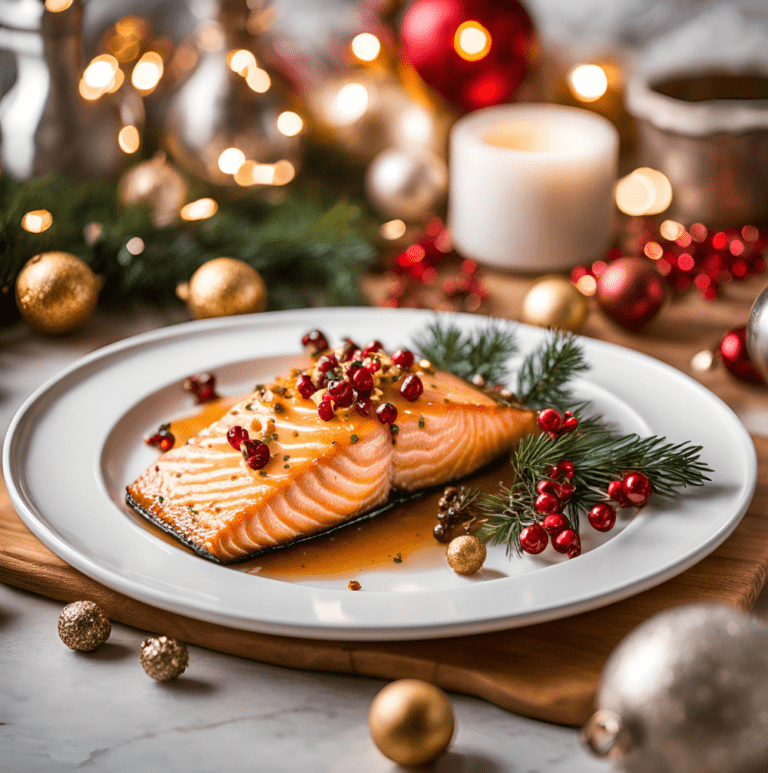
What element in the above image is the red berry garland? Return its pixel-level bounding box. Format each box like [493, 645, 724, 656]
[588, 503, 616, 532]
[519, 523, 548, 554]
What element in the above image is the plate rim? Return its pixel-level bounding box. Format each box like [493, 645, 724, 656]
[3, 307, 758, 640]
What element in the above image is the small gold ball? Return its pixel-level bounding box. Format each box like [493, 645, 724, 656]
[118, 154, 189, 228]
[446, 534, 487, 575]
[16, 252, 100, 335]
[181, 257, 267, 320]
[140, 636, 189, 681]
[368, 679, 455, 767]
[58, 601, 111, 652]
[521, 275, 589, 333]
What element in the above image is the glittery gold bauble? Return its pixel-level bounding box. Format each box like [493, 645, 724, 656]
[176, 258, 267, 319]
[118, 153, 188, 228]
[57, 601, 111, 652]
[521, 275, 590, 333]
[140, 636, 189, 681]
[583, 604, 768, 773]
[365, 148, 448, 222]
[368, 679, 455, 767]
[446, 534, 487, 575]
[16, 252, 100, 335]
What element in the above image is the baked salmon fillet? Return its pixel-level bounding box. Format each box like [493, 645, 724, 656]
[127, 336, 537, 562]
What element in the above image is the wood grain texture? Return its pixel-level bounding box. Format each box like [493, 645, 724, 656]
[2, 438, 767, 727]
[3, 272, 768, 727]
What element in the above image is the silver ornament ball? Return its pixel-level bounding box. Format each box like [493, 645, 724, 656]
[365, 148, 448, 222]
[747, 283, 768, 382]
[584, 604, 768, 773]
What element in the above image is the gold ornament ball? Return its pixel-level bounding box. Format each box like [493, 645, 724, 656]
[177, 258, 267, 319]
[57, 601, 111, 652]
[140, 636, 189, 681]
[118, 154, 189, 228]
[365, 148, 448, 222]
[521, 275, 590, 333]
[446, 534, 487, 575]
[16, 252, 100, 335]
[368, 679, 455, 767]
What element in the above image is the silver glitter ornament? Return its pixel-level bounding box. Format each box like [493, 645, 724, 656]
[140, 636, 189, 681]
[365, 148, 448, 222]
[747, 283, 768, 383]
[582, 604, 768, 773]
[58, 601, 111, 652]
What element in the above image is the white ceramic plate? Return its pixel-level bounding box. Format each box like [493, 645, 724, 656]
[3, 308, 756, 641]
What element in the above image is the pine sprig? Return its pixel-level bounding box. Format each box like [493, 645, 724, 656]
[414, 318, 518, 384]
[516, 332, 589, 412]
[476, 420, 712, 556]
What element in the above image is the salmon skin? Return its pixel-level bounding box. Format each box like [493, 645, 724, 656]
[126, 341, 537, 563]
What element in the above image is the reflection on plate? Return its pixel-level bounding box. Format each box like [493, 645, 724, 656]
[3, 309, 756, 640]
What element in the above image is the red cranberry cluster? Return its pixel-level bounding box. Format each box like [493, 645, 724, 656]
[519, 459, 581, 559]
[588, 471, 653, 533]
[145, 423, 175, 452]
[183, 372, 219, 404]
[227, 424, 271, 470]
[298, 330, 425, 425]
[536, 408, 579, 440]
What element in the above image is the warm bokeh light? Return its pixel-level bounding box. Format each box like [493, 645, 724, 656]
[742, 225, 760, 242]
[615, 168, 673, 216]
[332, 83, 369, 125]
[379, 219, 407, 240]
[351, 33, 381, 62]
[454, 21, 492, 62]
[245, 67, 271, 93]
[22, 210, 53, 233]
[83, 222, 103, 245]
[106, 67, 125, 93]
[276, 111, 304, 137]
[198, 21, 225, 52]
[131, 52, 163, 92]
[126, 237, 145, 255]
[218, 147, 246, 174]
[227, 49, 257, 76]
[575, 274, 597, 296]
[118, 125, 140, 153]
[644, 241, 663, 260]
[273, 160, 296, 186]
[234, 161, 258, 187]
[567, 64, 609, 102]
[250, 163, 277, 186]
[84, 55, 119, 89]
[45, 0, 73, 11]
[180, 198, 218, 221]
[660, 220, 685, 241]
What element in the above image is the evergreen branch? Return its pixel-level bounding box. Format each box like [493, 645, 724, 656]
[516, 331, 590, 411]
[414, 318, 517, 384]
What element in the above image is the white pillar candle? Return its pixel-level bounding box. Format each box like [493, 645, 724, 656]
[449, 104, 619, 271]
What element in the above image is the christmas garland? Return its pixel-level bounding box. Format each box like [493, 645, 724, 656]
[0, 165, 377, 315]
[415, 321, 712, 558]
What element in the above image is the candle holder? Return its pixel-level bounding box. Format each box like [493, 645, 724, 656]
[449, 104, 618, 272]
[625, 70, 768, 229]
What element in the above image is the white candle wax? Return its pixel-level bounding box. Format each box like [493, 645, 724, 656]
[449, 104, 619, 271]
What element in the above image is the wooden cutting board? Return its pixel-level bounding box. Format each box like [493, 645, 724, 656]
[1, 434, 767, 728]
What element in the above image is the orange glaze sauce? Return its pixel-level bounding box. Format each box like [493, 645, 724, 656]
[144, 396, 518, 580]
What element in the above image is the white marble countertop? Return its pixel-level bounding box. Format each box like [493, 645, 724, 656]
[1, 309, 765, 773]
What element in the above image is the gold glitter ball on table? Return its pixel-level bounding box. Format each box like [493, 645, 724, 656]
[140, 636, 189, 681]
[16, 252, 100, 335]
[446, 534, 487, 575]
[521, 275, 590, 333]
[176, 257, 267, 319]
[117, 153, 189, 228]
[368, 679, 455, 767]
[57, 601, 111, 652]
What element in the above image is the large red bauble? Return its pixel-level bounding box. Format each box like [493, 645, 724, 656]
[596, 257, 668, 332]
[399, 0, 535, 113]
[720, 326, 764, 385]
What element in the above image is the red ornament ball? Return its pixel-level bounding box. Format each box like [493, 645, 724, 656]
[399, 0, 535, 113]
[596, 257, 668, 332]
[720, 325, 764, 385]
[519, 523, 548, 554]
[621, 472, 653, 508]
[588, 503, 616, 532]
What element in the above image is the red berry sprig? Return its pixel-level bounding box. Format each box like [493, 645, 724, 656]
[607, 471, 653, 509]
[183, 372, 219, 404]
[145, 423, 175, 452]
[537, 408, 579, 440]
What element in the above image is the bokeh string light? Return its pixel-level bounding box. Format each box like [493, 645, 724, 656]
[567, 64, 608, 102]
[21, 210, 53, 233]
[351, 33, 381, 62]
